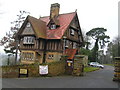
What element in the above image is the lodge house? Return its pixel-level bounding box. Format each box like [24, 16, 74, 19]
[16, 3, 84, 64]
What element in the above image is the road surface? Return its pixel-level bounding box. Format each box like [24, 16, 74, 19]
[2, 65, 120, 88]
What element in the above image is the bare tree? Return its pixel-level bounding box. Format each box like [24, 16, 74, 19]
[0, 10, 30, 65]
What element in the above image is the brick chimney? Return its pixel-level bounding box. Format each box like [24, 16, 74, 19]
[50, 3, 60, 19]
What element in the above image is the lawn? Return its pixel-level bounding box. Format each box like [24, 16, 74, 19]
[103, 64, 114, 66]
[84, 66, 100, 73]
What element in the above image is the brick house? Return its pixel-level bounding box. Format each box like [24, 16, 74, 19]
[16, 3, 84, 64]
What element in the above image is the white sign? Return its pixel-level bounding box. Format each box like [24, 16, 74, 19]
[39, 65, 48, 75]
[67, 61, 73, 63]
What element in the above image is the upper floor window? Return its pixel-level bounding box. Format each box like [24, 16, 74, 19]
[26, 22, 31, 28]
[70, 29, 74, 35]
[78, 31, 80, 36]
[50, 24, 56, 29]
[65, 40, 69, 47]
[23, 36, 35, 44]
[73, 42, 77, 49]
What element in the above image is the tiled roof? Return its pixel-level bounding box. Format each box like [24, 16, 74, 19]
[16, 16, 47, 39]
[40, 12, 76, 39]
[64, 49, 77, 59]
[18, 12, 76, 39]
[28, 16, 47, 39]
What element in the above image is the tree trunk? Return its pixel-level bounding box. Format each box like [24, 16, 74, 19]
[15, 40, 19, 64]
[92, 39, 99, 62]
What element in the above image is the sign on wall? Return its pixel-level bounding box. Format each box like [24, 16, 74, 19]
[67, 61, 73, 66]
[19, 68, 28, 77]
[39, 65, 48, 75]
[20, 69, 28, 74]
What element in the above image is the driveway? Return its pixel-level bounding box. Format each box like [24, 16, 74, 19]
[2, 65, 119, 88]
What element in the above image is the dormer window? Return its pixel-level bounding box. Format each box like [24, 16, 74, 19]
[23, 36, 35, 44]
[50, 24, 56, 29]
[26, 22, 31, 28]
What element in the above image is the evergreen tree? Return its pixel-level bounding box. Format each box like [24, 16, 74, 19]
[86, 27, 110, 62]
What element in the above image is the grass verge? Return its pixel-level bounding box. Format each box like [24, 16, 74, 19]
[84, 66, 100, 73]
[103, 64, 114, 66]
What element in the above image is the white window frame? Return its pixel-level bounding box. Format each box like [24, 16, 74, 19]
[73, 42, 77, 49]
[23, 36, 35, 44]
[26, 22, 31, 28]
[48, 54, 54, 59]
[70, 29, 74, 35]
[21, 52, 34, 61]
[65, 40, 69, 47]
[50, 24, 56, 29]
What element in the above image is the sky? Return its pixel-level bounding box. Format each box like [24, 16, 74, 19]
[0, 0, 119, 53]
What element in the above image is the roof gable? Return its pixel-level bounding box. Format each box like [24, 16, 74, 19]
[40, 12, 76, 39]
[16, 15, 46, 39]
[47, 17, 60, 27]
[17, 12, 78, 40]
[28, 16, 46, 39]
[21, 22, 35, 35]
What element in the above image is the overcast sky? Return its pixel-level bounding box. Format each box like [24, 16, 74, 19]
[0, 0, 119, 53]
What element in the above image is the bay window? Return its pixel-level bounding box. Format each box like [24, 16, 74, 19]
[21, 52, 34, 61]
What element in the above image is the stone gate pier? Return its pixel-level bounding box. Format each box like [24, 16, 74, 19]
[113, 57, 120, 81]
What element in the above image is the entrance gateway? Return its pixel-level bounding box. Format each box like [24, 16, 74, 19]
[64, 49, 84, 76]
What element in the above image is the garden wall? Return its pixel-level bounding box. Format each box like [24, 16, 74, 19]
[1, 60, 65, 78]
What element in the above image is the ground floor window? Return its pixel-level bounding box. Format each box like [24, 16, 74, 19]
[21, 52, 34, 61]
[48, 54, 54, 60]
[73, 42, 77, 49]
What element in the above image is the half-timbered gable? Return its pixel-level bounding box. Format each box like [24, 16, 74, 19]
[61, 13, 83, 50]
[21, 22, 34, 35]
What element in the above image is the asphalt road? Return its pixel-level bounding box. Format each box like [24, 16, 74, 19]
[2, 65, 120, 88]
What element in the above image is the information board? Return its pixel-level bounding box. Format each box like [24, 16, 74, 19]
[20, 69, 28, 74]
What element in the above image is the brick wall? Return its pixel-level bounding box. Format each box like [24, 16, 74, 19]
[48, 60, 65, 76]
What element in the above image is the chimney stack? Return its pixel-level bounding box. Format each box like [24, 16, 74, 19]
[50, 3, 60, 19]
